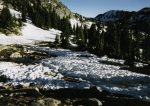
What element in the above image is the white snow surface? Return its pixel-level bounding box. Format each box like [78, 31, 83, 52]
[0, 46, 150, 101]
[69, 18, 93, 29]
[0, 23, 61, 45]
[70, 18, 81, 28]
[9, 9, 22, 18]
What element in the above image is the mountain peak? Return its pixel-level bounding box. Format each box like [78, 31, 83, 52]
[139, 7, 150, 13]
[95, 10, 129, 22]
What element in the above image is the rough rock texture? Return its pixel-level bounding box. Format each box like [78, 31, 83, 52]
[0, 85, 149, 106]
[31, 98, 61, 106]
[10, 52, 22, 59]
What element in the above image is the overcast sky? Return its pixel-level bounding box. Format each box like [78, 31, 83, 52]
[61, 0, 150, 17]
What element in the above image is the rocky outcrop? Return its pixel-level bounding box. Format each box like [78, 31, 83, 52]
[10, 52, 22, 59]
[31, 98, 61, 106]
[0, 85, 150, 106]
[0, 45, 50, 64]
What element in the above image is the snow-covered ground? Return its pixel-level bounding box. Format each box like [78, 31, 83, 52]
[0, 23, 61, 45]
[0, 46, 150, 101]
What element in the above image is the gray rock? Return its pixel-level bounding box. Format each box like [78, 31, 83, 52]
[31, 98, 61, 106]
[45, 98, 61, 106]
[89, 98, 102, 106]
[73, 98, 102, 106]
[31, 100, 45, 106]
[21, 83, 30, 88]
[10, 52, 22, 59]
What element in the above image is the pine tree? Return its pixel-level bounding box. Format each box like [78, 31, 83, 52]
[124, 30, 135, 67]
[143, 35, 150, 63]
[132, 30, 142, 61]
[75, 24, 80, 42]
[60, 18, 72, 48]
[60, 32, 69, 48]
[120, 24, 131, 59]
[51, 10, 58, 29]
[21, 5, 27, 22]
[88, 24, 97, 51]
[54, 34, 60, 48]
[104, 23, 117, 57]
[0, 7, 13, 29]
[83, 25, 88, 47]
[100, 31, 105, 55]
[77, 26, 85, 50]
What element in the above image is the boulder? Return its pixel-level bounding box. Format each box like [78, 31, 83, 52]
[10, 52, 22, 59]
[31, 98, 61, 106]
[44, 71, 57, 77]
[73, 98, 102, 106]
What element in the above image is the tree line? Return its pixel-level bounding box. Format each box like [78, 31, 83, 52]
[58, 20, 150, 66]
[2, 0, 150, 66]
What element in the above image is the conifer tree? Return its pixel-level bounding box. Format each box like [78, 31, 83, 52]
[54, 34, 60, 48]
[83, 25, 88, 47]
[0, 7, 13, 29]
[88, 24, 97, 51]
[77, 26, 85, 50]
[60, 18, 72, 48]
[143, 35, 150, 62]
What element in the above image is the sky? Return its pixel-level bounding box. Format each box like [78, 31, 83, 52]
[61, 0, 150, 17]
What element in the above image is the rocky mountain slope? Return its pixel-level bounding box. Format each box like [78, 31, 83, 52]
[38, 0, 74, 19]
[2, 0, 73, 19]
[95, 7, 150, 34]
[95, 10, 132, 22]
[95, 8, 150, 22]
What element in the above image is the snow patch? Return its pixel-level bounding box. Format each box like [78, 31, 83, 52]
[0, 23, 61, 45]
[69, 18, 93, 29]
[9, 9, 22, 18]
[70, 18, 81, 28]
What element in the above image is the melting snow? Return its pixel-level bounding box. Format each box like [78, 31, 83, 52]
[0, 23, 61, 45]
[0, 46, 150, 101]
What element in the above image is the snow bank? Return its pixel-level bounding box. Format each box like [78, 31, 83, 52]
[0, 23, 61, 45]
[22, 23, 61, 42]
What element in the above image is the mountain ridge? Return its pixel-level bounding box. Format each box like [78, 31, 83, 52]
[95, 7, 150, 23]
